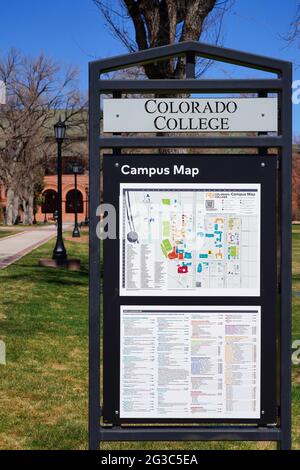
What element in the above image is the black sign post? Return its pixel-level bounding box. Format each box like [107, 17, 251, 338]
[89, 41, 292, 450]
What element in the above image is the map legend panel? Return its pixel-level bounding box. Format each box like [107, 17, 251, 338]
[120, 305, 261, 420]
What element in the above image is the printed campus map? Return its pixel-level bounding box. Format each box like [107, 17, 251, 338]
[120, 183, 260, 297]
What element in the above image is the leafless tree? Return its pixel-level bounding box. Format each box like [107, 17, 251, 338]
[93, 0, 233, 156]
[93, 0, 233, 78]
[0, 49, 86, 225]
[283, 2, 300, 44]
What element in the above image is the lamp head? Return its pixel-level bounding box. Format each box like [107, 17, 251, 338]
[72, 164, 82, 174]
[54, 116, 66, 141]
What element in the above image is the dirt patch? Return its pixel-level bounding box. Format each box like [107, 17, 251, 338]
[65, 236, 88, 243]
[69, 348, 83, 360]
[0, 433, 27, 450]
[50, 363, 68, 371]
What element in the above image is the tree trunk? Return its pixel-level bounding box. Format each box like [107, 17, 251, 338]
[13, 194, 19, 224]
[23, 199, 28, 225]
[28, 194, 34, 225]
[23, 195, 33, 225]
[5, 188, 14, 226]
[0, 203, 4, 224]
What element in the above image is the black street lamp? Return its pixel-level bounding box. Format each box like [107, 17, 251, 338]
[32, 195, 37, 224]
[72, 164, 81, 238]
[85, 186, 89, 224]
[52, 117, 67, 261]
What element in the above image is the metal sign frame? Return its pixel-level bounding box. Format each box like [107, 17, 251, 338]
[102, 153, 277, 426]
[89, 41, 292, 450]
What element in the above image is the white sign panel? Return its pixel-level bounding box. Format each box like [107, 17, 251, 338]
[120, 305, 261, 420]
[103, 97, 277, 133]
[120, 183, 261, 297]
[0, 80, 6, 104]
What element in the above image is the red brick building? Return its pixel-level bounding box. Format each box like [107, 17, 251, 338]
[0, 117, 89, 223]
[36, 173, 89, 223]
[0, 173, 89, 224]
[0, 107, 89, 225]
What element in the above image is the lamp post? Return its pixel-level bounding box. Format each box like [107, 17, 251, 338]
[32, 195, 37, 224]
[33, 209, 37, 224]
[72, 164, 81, 238]
[52, 118, 67, 261]
[85, 186, 89, 224]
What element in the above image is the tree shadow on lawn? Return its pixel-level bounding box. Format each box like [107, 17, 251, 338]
[3, 272, 88, 288]
[2, 259, 89, 287]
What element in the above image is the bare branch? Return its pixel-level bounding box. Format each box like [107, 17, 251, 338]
[282, 3, 300, 44]
[93, 0, 233, 79]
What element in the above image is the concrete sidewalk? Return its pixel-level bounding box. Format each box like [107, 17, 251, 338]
[0, 227, 57, 269]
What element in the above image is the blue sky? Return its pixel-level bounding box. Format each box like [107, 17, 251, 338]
[0, 0, 299, 134]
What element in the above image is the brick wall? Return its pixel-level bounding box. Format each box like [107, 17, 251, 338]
[0, 174, 89, 224]
[36, 174, 89, 223]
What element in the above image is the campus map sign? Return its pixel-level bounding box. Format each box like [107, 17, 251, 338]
[91, 41, 291, 451]
[103, 97, 277, 133]
[102, 153, 277, 428]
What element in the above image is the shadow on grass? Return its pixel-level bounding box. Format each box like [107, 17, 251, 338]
[3, 268, 88, 287]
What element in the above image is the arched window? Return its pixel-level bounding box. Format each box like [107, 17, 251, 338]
[42, 189, 57, 214]
[65, 189, 83, 213]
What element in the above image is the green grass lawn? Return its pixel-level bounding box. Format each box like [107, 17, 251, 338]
[0, 230, 299, 450]
[0, 230, 16, 239]
[291, 225, 300, 449]
[0, 237, 88, 450]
